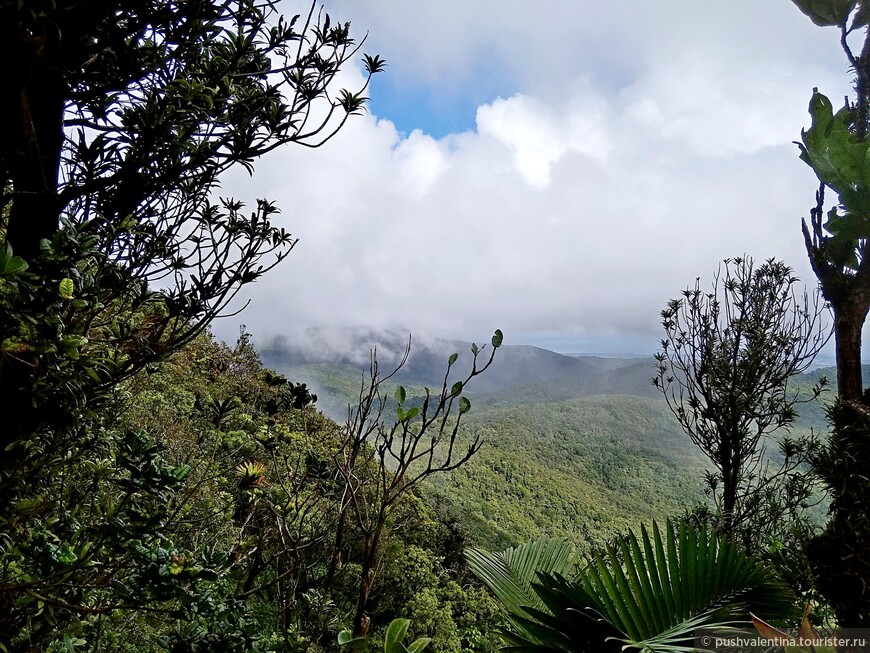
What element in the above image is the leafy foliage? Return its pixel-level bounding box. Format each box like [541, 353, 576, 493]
[0, 1, 389, 648]
[339, 617, 432, 653]
[331, 333, 502, 636]
[804, 400, 870, 625]
[469, 520, 795, 653]
[464, 538, 576, 622]
[0, 330, 504, 652]
[791, 0, 860, 27]
[0, 0, 383, 503]
[792, 1, 870, 625]
[653, 257, 828, 542]
[425, 394, 708, 553]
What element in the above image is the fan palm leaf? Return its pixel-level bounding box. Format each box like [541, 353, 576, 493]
[465, 536, 576, 620]
[467, 519, 795, 652]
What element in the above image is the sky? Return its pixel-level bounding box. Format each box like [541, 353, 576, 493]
[214, 1, 854, 357]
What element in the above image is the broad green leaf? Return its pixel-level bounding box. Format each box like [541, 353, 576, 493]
[492, 328, 504, 348]
[337, 628, 368, 650]
[395, 385, 406, 404]
[791, 0, 857, 26]
[471, 520, 794, 652]
[385, 644, 407, 653]
[465, 537, 575, 620]
[59, 277, 75, 300]
[0, 243, 27, 277]
[406, 638, 431, 653]
[450, 381, 463, 397]
[337, 629, 354, 645]
[800, 90, 870, 239]
[448, 352, 458, 365]
[385, 618, 410, 649]
[459, 397, 471, 414]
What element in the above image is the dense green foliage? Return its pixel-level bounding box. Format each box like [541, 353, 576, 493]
[0, 330, 503, 651]
[467, 521, 795, 653]
[424, 396, 706, 552]
[268, 347, 832, 556]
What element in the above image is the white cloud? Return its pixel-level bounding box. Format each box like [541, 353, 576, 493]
[476, 85, 611, 187]
[213, 2, 853, 354]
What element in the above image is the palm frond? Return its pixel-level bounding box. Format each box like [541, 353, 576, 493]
[468, 519, 796, 653]
[465, 536, 575, 620]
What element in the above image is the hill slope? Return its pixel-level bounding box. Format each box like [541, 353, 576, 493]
[260, 327, 829, 550]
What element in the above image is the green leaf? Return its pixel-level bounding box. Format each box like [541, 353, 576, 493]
[492, 329, 504, 348]
[406, 638, 431, 653]
[450, 381, 463, 397]
[459, 397, 471, 414]
[337, 629, 354, 646]
[791, 0, 857, 26]
[385, 644, 408, 653]
[800, 90, 870, 238]
[337, 629, 368, 650]
[448, 352, 458, 365]
[171, 463, 191, 481]
[395, 385, 406, 405]
[55, 545, 78, 566]
[385, 618, 410, 649]
[83, 366, 101, 383]
[465, 537, 575, 620]
[470, 519, 795, 651]
[471, 342, 479, 355]
[0, 243, 27, 277]
[59, 277, 75, 300]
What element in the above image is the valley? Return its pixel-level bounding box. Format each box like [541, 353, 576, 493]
[260, 327, 832, 552]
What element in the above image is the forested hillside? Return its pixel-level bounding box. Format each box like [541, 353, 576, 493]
[262, 328, 829, 553]
[43, 331, 502, 651]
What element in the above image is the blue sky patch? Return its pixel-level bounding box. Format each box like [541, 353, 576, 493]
[367, 66, 511, 139]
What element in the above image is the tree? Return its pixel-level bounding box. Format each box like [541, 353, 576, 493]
[329, 331, 503, 637]
[0, 0, 384, 484]
[790, 0, 870, 625]
[652, 257, 828, 541]
[0, 0, 384, 645]
[792, 1, 870, 402]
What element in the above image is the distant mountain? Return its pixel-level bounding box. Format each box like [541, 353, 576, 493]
[258, 327, 830, 550]
[259, 326, 661, 418]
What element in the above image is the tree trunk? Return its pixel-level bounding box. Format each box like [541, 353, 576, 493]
[833, 299, 870, 401]
[0, 30, 67, 493]
[353, 522, 385, 638]
[0, 54, 65, 260]
[721, 455, 739, 536]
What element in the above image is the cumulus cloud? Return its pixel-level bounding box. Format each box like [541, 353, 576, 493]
[212, 2, 851, 355]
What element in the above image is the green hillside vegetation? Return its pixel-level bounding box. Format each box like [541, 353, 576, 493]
[97, 332, 501, 652]
[263, 333, 831, 558]
[423, 395, 707, 552]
